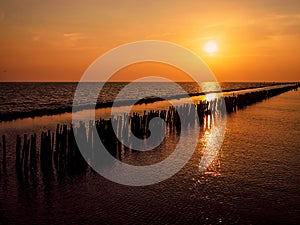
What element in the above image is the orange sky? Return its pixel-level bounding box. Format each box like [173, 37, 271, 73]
[0, 0, 299, 82]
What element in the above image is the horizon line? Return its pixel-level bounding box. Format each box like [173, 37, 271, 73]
[0, 80, 299, 83]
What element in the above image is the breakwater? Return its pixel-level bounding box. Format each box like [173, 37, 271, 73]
[0, 83, 298, 178]
[0, 82, 298, 122]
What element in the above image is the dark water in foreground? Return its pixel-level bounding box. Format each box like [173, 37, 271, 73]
[0, 89, 299, 224]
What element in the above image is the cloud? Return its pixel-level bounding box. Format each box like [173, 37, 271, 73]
[63, 33, 88, 41]
[63, 32, 90, 49]
[245, 13, 300, 39]
[268, 14, 300, 37]
[216, 13, 300, 48]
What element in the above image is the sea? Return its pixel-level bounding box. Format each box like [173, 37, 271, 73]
[0, 82, 299, 224]
[0, 82, 275, 121]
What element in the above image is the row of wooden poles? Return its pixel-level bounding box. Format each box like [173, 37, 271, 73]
[0, 84, 298, 178]
[0, 105, 196, 178]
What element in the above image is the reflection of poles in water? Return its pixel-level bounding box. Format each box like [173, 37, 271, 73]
[16, 135, 21, 171]
[29, 134, 37, 170]
[2, 135, 6, 171]
[204, 114, 209, 130]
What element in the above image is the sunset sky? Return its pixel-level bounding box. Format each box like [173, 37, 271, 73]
[0, 0, 299, 82]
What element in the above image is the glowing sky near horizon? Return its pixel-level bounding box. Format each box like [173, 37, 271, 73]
[0, 0, 300, 82]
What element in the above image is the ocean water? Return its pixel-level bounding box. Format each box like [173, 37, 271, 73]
[0, 83, 299, 224]
[0, 82, 274, 121]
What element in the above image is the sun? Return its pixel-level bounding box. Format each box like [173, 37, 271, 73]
[204, 41, 218, 53]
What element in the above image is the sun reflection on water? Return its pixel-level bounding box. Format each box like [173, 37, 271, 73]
[199, 112, 225, 177]
[205, 93, 217, 101]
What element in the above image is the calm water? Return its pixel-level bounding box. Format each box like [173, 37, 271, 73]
[0, 84, 299, 224]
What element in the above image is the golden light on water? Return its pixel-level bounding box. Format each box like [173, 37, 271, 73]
[205, 93, 217, 101]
